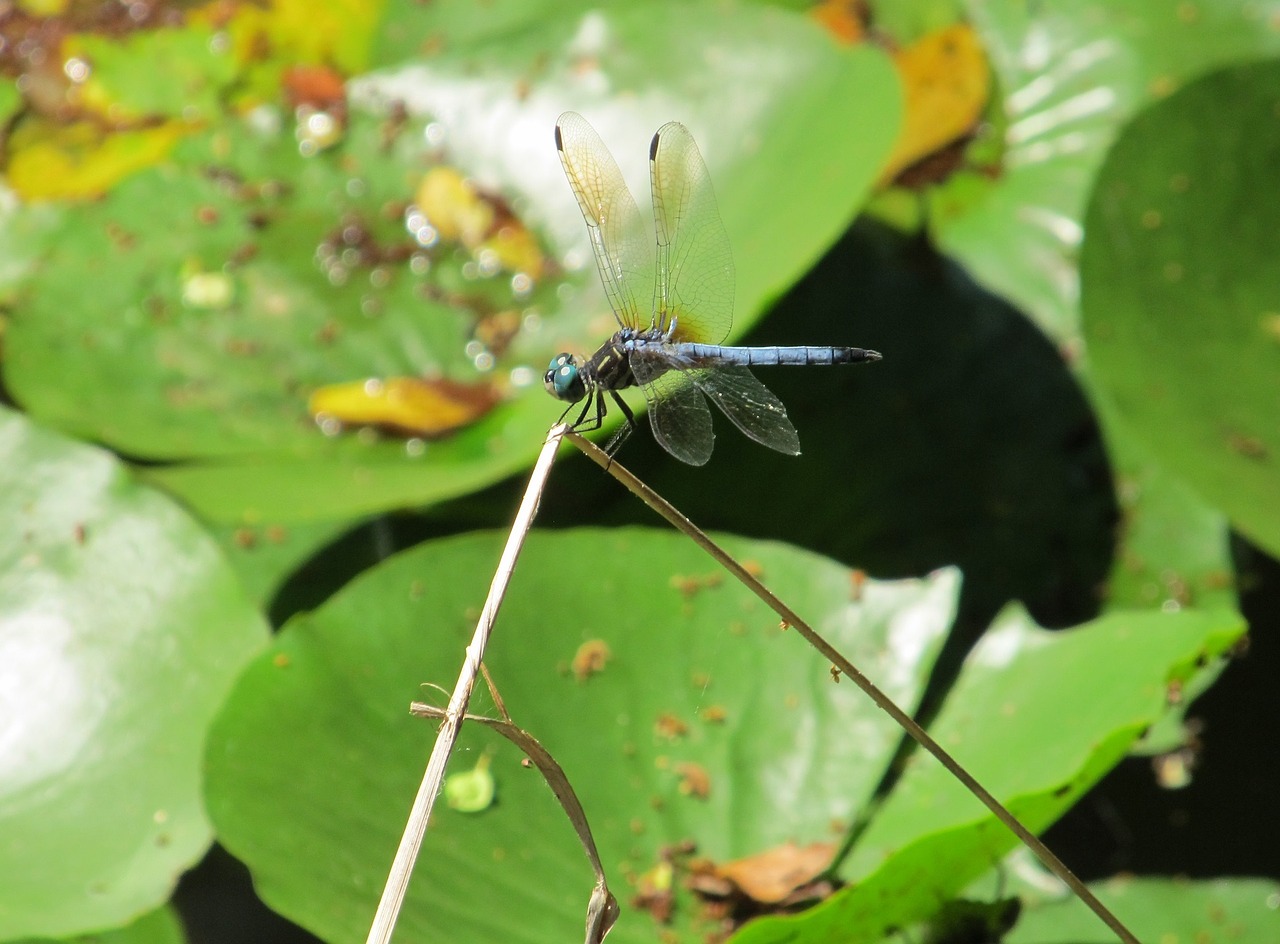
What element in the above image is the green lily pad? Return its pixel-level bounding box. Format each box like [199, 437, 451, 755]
[8, 2, 900, 524]
[0, 408, 268, 939]
[1081, 59, 1280, 558]
[1006, 876, 1280, 943]
[938, 0, 1280, 345]
[8, 107, 506, 459]
[209, 517, 361, 608]
[1093, 388, 1233, 614]
[68, 26, 237, 122]
[0, 201, 62, 304]
[0, 78, 20, 127]
[731, 603, 1245, 943]
[371, 0, 591, 65]
[11, 906, 186, 944]
[205, 529, 957, 943]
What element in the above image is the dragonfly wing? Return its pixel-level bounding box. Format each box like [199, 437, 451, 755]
[556, 112, 653, 331]
[650, 121, 734, 345]
[692, 366, 800, 456]
[631, 352, 715, 466]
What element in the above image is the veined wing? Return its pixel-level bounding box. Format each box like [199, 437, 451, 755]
[692, 365, 800, 456]
[631, 349, 715, 466]
[556, 112, 652, 331]
[650, 121, 734, 345]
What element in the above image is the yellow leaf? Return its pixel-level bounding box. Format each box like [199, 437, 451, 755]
[415, 166, 546, 278]
[7, 119, 185, 201]
[17, 0, 69, 14]
[477, 224, 546, 280]
[309, 377, 501, 438]
[880, 24, 990, 186]
[196, 0, 381, 103]
[415, 166, 493, 246]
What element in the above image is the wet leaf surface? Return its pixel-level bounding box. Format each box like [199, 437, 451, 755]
[7, 4, 900, 523]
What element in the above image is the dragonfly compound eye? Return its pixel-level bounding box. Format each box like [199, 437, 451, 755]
[544, 353, 585, 402]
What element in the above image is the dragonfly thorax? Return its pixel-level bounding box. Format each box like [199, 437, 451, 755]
[544, 352, 586, 403]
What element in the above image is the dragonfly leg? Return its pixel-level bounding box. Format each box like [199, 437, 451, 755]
[557, 398, 585, 430]
[566, 389, 600, 432]
[602, 390, 636, 457]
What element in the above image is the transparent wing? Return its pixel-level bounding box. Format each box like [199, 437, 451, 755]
[650, 121, 734, 345]
[556, 112, 652, 331]
[631, 352, 715, 466]
[692, 366, 800, 456]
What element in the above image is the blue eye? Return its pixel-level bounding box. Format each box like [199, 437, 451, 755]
[544, 353, 584, 402]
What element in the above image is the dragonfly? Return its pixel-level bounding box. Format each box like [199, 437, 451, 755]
[545, 111, 881, 466]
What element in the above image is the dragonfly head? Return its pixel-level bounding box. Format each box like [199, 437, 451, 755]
[544, 353, 585, 402]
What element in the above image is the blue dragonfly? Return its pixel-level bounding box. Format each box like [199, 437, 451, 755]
[545, 112, 881, 465]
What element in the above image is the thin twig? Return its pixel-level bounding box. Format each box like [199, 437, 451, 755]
[364, 427, 565, 944]
[563, 428, 1138, 944]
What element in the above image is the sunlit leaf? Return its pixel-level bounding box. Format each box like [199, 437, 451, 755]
[940, 0, 1280, 344]
[0, 407, 268, 938]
